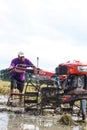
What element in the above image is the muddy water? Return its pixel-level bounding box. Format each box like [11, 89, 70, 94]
[0, 112, 83, 130]
[0, 95, 86, 130]
[0, 112, 87, 130]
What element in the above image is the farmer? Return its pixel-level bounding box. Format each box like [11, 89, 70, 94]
[8, 51, 36, 103]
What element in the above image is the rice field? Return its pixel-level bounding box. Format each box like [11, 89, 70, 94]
[0, 80, 10, 95]
[0, 80, 87, 126]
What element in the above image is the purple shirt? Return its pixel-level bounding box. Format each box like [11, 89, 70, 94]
[10, 58, 34, 81]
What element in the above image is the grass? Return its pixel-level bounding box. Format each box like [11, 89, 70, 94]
[0, 80, 10, 95]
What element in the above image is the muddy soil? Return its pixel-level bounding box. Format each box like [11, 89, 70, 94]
[0, 111, 83, 130]
[0, 95, 86, 130]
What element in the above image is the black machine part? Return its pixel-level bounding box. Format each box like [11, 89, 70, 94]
[62, 75, 87, 92]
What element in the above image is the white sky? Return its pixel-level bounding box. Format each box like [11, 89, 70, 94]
[1, 0, 87, 72]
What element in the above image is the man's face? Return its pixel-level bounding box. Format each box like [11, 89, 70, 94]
[18, 56, 25, 62]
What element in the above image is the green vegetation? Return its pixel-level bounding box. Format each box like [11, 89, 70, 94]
[0, 69, 10, 81]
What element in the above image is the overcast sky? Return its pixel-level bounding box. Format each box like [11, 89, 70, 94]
[1, 0, 87, 71]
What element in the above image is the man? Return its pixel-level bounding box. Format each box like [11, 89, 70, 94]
[8, 51, 35, 102]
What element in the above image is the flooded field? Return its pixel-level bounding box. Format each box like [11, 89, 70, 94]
[0, 95, 87, 130]
[0, 111, 84, 130]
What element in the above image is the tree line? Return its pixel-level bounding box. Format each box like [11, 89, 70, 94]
[0, 69, 10, 80]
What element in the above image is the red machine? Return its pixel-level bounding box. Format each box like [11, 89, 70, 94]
[37, 68, 54, 78]
[55, 60, 87, 80]
[7, 60, 87, 120]
[55, 60, 87, 120]
[14, 65, 54, 79]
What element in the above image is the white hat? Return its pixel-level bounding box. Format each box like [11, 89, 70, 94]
[18, 51, 25, 57]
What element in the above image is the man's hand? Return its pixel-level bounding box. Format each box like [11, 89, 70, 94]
[8, 66, 15, 72]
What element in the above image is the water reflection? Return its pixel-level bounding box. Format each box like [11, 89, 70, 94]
[2, 113, 86, 130]
[73, 126, 86, 130]
[0, 110, 87, 130]
[7, 113, 59, 130]
[23, 124, 39, 130]
[0, 112, 8, 130]
[0, 95, 8, 103]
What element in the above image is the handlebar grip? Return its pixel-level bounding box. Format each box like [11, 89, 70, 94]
[26, 68, 34, 73]
[8, 67, 15, 72]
